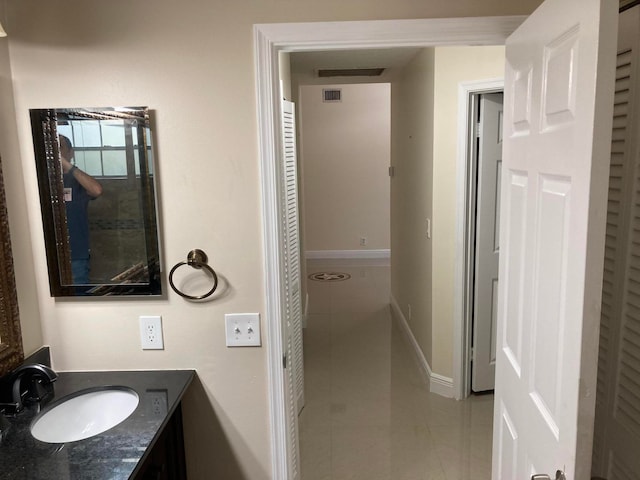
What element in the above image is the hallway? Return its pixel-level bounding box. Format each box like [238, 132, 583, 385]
[299, 258, 493, 480]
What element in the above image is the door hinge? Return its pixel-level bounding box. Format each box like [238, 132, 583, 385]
[283, 354, 287, 369]
[475, 121, 482, 138]
[388, 166, 395, 177]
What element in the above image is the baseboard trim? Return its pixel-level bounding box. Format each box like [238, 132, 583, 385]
[305, 249, 390, 259]
[390, 295, 454, 398]
[430, 373, 455, 398]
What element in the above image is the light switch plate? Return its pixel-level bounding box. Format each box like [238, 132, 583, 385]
[225, 313, 261, 347]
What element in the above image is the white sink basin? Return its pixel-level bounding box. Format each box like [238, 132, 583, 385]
[30, 387, 139, 443]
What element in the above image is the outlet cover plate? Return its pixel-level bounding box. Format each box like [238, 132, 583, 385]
[225, 313, 261, 347]
[147, 389, 168, 416]
[140, 315, 164, 350]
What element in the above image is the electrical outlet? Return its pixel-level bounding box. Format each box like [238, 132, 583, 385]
[360, 237, 367, 246]
[225, 313, 261, 347]
[147, 390, 168, 416]
[139, 315, 164, 350]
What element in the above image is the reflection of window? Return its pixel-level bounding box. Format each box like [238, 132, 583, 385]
[57, 120, 153, 178]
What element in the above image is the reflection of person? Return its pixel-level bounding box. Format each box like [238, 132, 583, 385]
[59, 135, 103, 284]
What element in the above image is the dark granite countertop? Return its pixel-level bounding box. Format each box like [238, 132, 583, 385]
[0, 369, 194, 479]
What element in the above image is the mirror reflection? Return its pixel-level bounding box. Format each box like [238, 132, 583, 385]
[30, 107, 161, 296]
[58, 133, 103, 284]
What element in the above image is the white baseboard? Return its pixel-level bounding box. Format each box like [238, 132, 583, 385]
[305, 249, 390, 259]
[430, 372, 455, 398]
[390, 295, 455, 398]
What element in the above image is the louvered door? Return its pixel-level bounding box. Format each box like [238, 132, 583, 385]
[593, 6, 640, 479]
[282, 100, 304, 480]
[282, 100, 305, 415]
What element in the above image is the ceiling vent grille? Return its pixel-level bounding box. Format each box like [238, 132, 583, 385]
[317, 68, 385, 77]
[323, 89, 342, 103]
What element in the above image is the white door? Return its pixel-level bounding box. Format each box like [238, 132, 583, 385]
[473, 92, 503, 393]
[492, 0, 617, 478]
[282, 100, 305, 416]
[592, 5, 640, 478]
[282, 99, 304, 480]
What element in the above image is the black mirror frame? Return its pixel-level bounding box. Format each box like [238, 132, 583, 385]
[30, 107, 162, 297]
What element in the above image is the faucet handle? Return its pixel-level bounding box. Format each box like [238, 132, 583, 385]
[25, 377, 55, 404]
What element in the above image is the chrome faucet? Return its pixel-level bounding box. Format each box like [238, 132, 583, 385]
[1, 364, 58, 414]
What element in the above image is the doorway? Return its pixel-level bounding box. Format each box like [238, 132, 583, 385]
[255, 18, 525, 479]
[461, 89, 505, 397]
[255, 8, 615, 478]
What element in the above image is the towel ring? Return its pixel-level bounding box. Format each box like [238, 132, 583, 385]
[169, 249, 219, 300]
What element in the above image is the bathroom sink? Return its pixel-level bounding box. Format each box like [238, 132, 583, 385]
[30, 387, 139, 443]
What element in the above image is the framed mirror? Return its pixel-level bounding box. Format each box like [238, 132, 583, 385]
[0, 155, 24, 376]
[30, 107, 161, 296]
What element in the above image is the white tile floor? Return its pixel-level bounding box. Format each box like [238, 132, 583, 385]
[300, 259, 494, 480]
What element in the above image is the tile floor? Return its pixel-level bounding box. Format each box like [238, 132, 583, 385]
[299, 258, 494, 480]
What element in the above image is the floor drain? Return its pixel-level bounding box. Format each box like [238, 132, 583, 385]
[308, 272, 351, 282]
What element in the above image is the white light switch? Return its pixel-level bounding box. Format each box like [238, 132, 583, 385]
[225, 313, 261, 347]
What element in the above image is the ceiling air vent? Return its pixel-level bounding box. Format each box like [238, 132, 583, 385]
[323, 89, 342, 103]
[317, 68, 385, 77]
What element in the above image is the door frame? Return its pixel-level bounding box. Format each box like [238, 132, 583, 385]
[453, 79, 504, 400]
[254, 17, 526, 479]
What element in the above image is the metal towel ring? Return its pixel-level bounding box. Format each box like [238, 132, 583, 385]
[169, 249, 219, 300]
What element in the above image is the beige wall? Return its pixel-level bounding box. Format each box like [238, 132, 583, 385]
[299, 83, 390, 252]
[390, 46, 505, 382]
[0, 0, 540, 478]
[0, 7, 42, 357]
[390, 49, 436, 366]
[431, 46, 505, 377]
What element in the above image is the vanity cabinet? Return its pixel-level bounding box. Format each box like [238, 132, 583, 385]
[134, 406, 187, 480]
[0, 369, 194, 480]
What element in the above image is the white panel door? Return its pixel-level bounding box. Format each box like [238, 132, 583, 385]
[492, 0, 616, 478]
[282, 99, 304, 480]
[473, 92, 504, 393]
